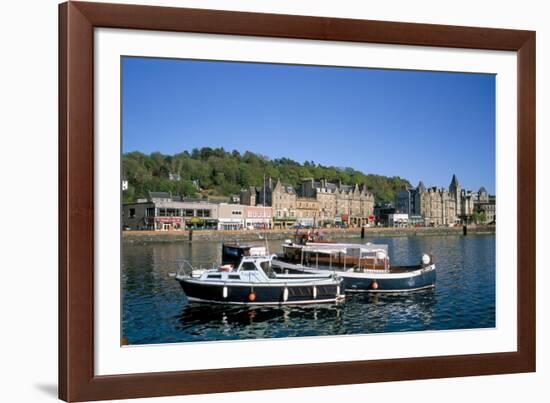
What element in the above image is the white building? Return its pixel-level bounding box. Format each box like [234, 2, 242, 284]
[122, 192, 218, 231]
[388, 213, 409, 227]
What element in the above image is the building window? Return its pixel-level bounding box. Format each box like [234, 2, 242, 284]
[158, 208, 179, 217]
[129, 208, 136, 218]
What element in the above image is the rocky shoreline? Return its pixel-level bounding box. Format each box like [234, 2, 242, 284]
[122, 225, 495, 244]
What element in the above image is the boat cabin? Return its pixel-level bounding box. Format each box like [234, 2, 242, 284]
[194, 256, 275, 282]
[221, 242, 268, 265]
[282, 241, 390, 271]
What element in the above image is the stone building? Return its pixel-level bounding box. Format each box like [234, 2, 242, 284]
[240, 179, 296, 228]
[473, 187, 495, 224]
[295, 197, 320, 227]
[449, 174, 462, 218]
[300, 178, 374, 227]
[239, 186, 258, 206]
[248, 178, 298, 228]
[461, 192, 476, 218]
[239, 177, 374, 228]
[272, 180, 297, 228]
[451, 175, 493, 221]
[474, 197, 496, 224]
[394, 175, 495, 226]
[416, 185, 457, 226]
[478, 186, 490, 203]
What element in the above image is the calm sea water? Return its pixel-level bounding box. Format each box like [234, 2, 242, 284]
[122, 235, 495, 345]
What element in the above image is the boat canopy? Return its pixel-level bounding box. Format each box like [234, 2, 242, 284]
[298, 243, 388, 255]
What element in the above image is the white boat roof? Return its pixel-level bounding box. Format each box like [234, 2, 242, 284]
[297, 242, 388, 255]
[240, 254, 275, 262]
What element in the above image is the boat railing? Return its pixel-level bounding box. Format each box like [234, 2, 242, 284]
[172, 259, 214, 277]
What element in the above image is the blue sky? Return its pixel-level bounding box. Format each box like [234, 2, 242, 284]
[122, 57, 495, 193]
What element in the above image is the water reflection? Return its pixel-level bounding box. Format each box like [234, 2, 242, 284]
[122, 235, 495, 345]
[347, 289, 436, 333]
[176, 303, 345, 341]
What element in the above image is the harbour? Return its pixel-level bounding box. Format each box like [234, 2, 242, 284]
[119, 61, 498, 346]
[122, 233, 495, 345]
[122, 224, 495, 244]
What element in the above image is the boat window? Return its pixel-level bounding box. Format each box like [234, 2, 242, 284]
[240, 262, 257, 271]
[259, 261, 270, 271]
[207, 274, 222, 279]
[228, 274, 240, 280]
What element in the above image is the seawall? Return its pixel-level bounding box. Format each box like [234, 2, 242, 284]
[122, 225, 495, 244]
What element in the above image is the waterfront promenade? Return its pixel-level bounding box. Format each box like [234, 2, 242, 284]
[122, 225, 495, 244]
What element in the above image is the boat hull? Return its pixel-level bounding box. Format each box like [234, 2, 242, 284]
[272, 259, 436, 293]
[177, 278, 344, 305]
[341, 266, 436, 293]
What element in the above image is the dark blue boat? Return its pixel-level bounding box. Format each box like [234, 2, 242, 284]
[273, 242, 436, 293]
[173, 255, 345, 305]
[335, 264, 436, 293]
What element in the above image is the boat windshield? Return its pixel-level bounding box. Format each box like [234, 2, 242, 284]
[240, 261, 258, 271]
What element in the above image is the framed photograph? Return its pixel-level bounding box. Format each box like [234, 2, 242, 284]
[59, 1, 535, 401]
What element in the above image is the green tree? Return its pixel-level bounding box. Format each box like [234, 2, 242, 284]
[122, 148, 412, 203]
[471, 211, 487, 224]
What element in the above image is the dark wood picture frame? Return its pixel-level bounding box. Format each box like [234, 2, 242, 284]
[59, 1, 536, 401]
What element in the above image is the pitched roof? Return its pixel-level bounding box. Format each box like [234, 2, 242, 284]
[148, 191, 171, 200]
[450, 174, 460, 189]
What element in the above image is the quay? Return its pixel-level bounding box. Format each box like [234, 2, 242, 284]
[122, 225, 495, 244]
[123, 175, 495, 234]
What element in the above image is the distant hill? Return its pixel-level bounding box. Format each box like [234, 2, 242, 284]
[122, 148, 411, 204]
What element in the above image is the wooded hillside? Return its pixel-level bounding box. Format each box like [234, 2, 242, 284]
[123, 148, 411, 203]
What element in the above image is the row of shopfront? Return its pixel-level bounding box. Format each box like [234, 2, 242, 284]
[123, 200, 273, 231]
[123, 202, 376, 232]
